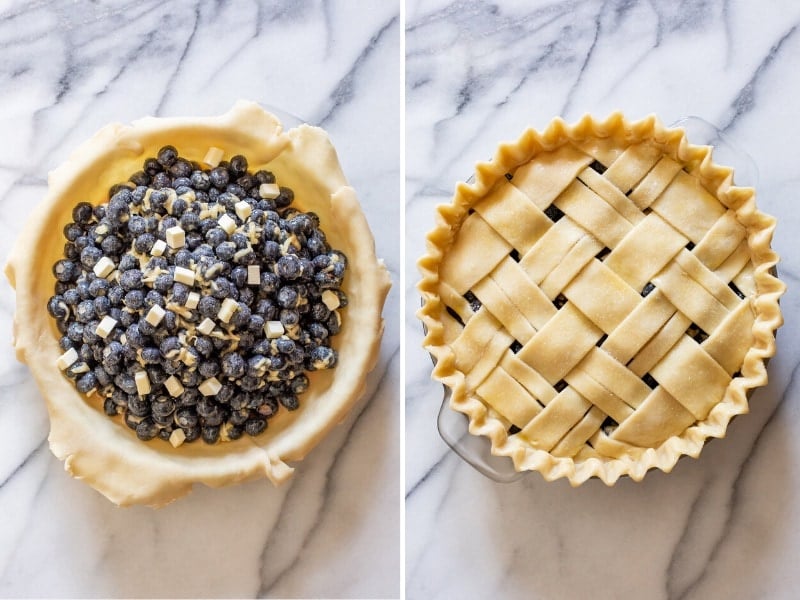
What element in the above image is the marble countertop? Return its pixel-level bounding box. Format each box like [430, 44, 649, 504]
[406, 1, 800, 599]
[0, 1, 399, 598]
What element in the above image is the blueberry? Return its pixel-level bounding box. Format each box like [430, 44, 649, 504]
[107, 197, 130, 224]
[275, 187, 294, 209]
[182, 425, 201, 442]
[144, 290, 165, 309]
[157, 145, 178, 167]
[175, 407, 198, 428]
[326, 311, 341, 335]
[221, 353, 245, 378]
[180, 368, 200, 388]
[72, 370, 96, 394]
[94, 295, 111, 316]
[277, 286, 299, 309]
[254, 298, 278, 320]
[238, 287, 255, 306]
[103, 397, 118, 416]
[128, 216, 147, 236]
[246, 355, 267, 378]
[114, 373, 138, 395]
[230, 303, 251, 328]
[201, 425, 220, 444]
[174, 249, 192, 268]
[169, 159, 192, 179]
[209, 167, 229, 189]
[205, 227, 227, 247]
[134, 233, 156, 253]
[53, 259, 81, 283]
[290, 374, 309, 395]
[276, 255, 302, 280]
[75, 280, 92, 300]
[244, 417, 267, 437]
[170, 282, 188, 305]
[193, 337, 213, 357]
[124, 290, 144, 309]
[129, 170, 150, 187]
[47, 295, 69, 320]
[72, 202, 95, 225]
[309, 345, 337, 370]
[217, 384, 235, 404]
[118, 269, 143, 291]
[144, 158, 162, 175]
[197, 359, 219, 378]
[215, 241, 236, 261]
[160, 336, 181, 360]
[279, 394, 299, 411]
[136, 418, 158, 441]
[139, 347, 159, 364]
[280, 308, 299, 326]
[152, 396, 176, 417]
[197, 295, 220, 318]
[275, 337, 295, 354]
[247, 314, 265, 333]
[259, 272, 280, 294]
[154, 273, 172, 293]
[75, 300, 96, 323]
[190, 171, 211, 191]
[228, 154, 248, 177]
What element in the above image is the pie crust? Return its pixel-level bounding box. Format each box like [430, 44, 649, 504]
[418, 113, 784, 485]
[6, 101, 391, 506]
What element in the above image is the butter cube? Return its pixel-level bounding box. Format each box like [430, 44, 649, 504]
[197, 317, 216, 335]
[202, 146, 224, 168]
[247, 265, 260, 285]
[259, 183, 280, 199]
[174, 266, 195, 286]
[164, 375, 185, 397]
[57, 347, 79, 370]
[198, 377, 222, 396]
[321, 290, 341, 310]
[135, 370, 151, 395]
[235, 200, 252, 220]
[218, 213, 237, 235]
[151, 239, 167, 256]
[217, 297, 238, 323]
[93, 256, 115, 278]
[95, 315, 118, 339]
[146, 304, 166, 326]
[165, 225, 185, 249]
[264, 320, 284, 339]
[169, 428, 186, 448]
[185, 291, 200, 309]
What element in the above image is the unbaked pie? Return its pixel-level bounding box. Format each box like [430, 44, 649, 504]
[418, 113, 784, 485]
[6, 101, 391, 505]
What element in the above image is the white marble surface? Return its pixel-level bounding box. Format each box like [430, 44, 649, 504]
[406, 1, 800, 599]
[0, 1, 399, 598]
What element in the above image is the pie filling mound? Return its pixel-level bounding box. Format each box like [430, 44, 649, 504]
[49, 146, 347, 447]
[418, 113, 785, 485]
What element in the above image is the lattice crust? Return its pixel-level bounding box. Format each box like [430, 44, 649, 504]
[418, 113, 784, 486]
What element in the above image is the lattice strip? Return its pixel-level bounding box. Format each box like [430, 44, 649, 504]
[563, 260, 642, 333]
[550, 406, 606, 458]
[577, 167, 645, 225]
[488, 257, 557, 330]
[539, 235, 603, 300]
[674, 250, 741, 310]
[603, 212, 688, 290]
[650, 336, 731, 419]
[451, 309, 511, 380]
[693, 210, 747, 269]
[565, 368, 634, 424]
[602, 141, 665, 193]
[628, 311, 692, 377]
[471, 276, 536, 345]
[519, 218, 588, 284]
[602, 290, 677, 365]
[476, 368, 542, 428]
[627, 156, 683, 210]
[510, 144, 593, 210]
[474, 181, 552, 255]
[440, 213, 511, 294]
[702, 300, 755, 374]
[653, 262, 729, 334]
[518, 303, 601, 384]
[611, 387, 696, 447]
[578, 348, 651, 410]
[499, 352, 558, 406]
[520, 388, 592, 452]
[651, 171, 727, 243]
[555, 180, 633, 248]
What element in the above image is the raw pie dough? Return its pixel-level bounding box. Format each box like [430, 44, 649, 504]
[418, 113, 784, 485]
[6, 101, 391, 506]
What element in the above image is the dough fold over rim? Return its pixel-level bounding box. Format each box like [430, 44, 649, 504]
[5, 100, 391, 506]
[417, 112, 784, 486]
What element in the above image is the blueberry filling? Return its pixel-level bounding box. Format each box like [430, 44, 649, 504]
[50, 146, 347, 446]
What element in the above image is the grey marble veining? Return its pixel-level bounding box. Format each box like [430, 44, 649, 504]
[406, 1, 800, 599]
[0, 1, 400, 598]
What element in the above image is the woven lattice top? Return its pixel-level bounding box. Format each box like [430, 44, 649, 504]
[421, 116, 784, 479]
